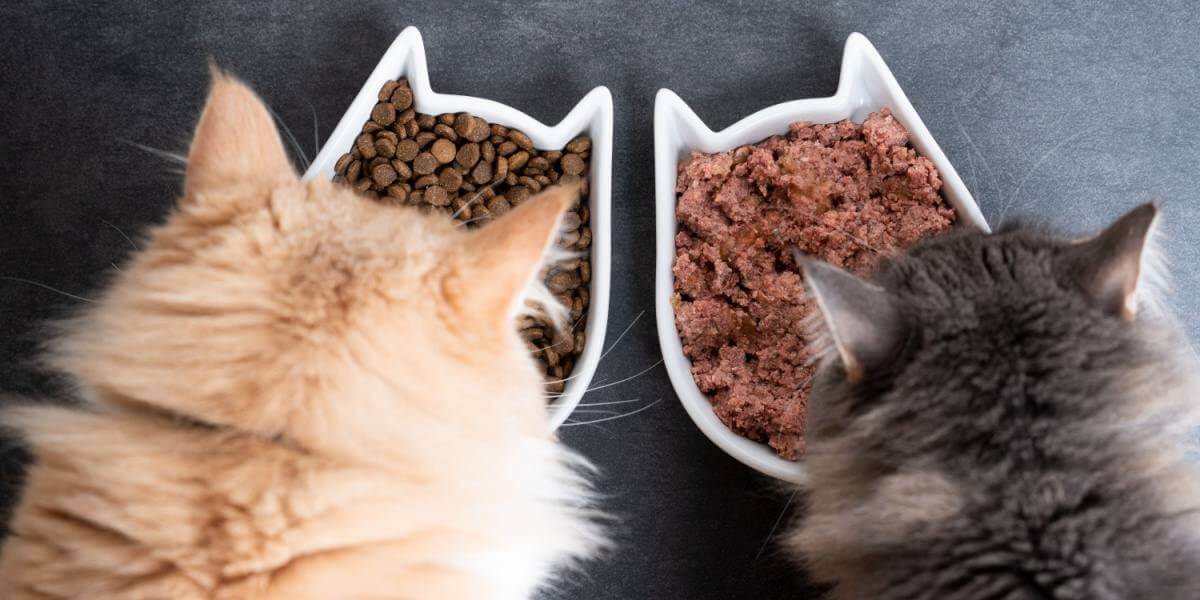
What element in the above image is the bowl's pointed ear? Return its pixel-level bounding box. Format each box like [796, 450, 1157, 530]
[184, 67, 294, 203]
[799, 255, 909, 382]
[1068, 202, 1160, 321]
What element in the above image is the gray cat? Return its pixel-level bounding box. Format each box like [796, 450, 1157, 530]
[786, 203, 1200, 599]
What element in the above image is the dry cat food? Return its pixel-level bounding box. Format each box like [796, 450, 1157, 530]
[672, 109, 956, 459]
[333, 78, 592, 393]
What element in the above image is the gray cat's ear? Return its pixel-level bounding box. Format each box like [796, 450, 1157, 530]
[799, 255, 909, 381]
[1069, 202, 1159, 321]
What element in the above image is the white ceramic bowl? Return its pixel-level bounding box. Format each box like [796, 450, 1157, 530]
[654, 33, 990, 483]
[304, 26, 613, 430]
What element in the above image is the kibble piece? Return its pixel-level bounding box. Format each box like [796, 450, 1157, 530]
[560, 229, 580, 246]
[405, 120, 419, 137]
[356, 134, 377, 159]
[456, 143, 481, 168]
[375, 137, 397, 158]
[414, 174, 438, 189]
[362, 121, 383, 134]
[528, 156, 549, 171]
[509, 130, 534, 151]
[372, 102, 396, 126]
[471, 161, 493, 185]
[576, 226, 591, 249]
[390, 86, 414, 110]
[491, 123, 509, 137]
[379, 81, 399, 102]
[506, 173, 518, 186]
[430, 138, 456, 164]
[490, 134, 505, 145]
[494, 156, 508, 181]
[466, 117, 490, 142]
[508, 150, 530, 171]
[390, 159, 412, 180]
[508, 185, 531, 205]
[481, 187, 496, 200]
[409, 189, 424, 204]
[438, 167, 463, 192]
[543, 150, 562, 162]
[335, 153, 353, 175]
[439, 113, 456, 126]
[486, 195, 511, 216]
[425, 185, 450, 206]
[560, 153, 586, 176]
[481, 141, 495, 164]
[451, 197, 472, 220]
[566, 136, 591, 154]
[395, 139, 420, 162]
[433, 123, 458, 141]
[385, 184, 408, 202]
[461, 181, 476, 193]
[535, 175, 551, 186]
[579, 260, 591, 284]
[497, 141, 517, 156]
[520, 176, 543, 192]
[560, 211, 582, 230]
[416, 114, 436, 129]
[347, 159, 362, 181]
[371, 163, 398, 188]
[547, 269, 580, 293]
[415, 132, 437, 148]
[353, 177, 372, 193]
[413, 152, 438, 175]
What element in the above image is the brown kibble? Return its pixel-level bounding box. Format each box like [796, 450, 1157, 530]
[547, 380, 565, 394]
[506, 173, 518, 186]
[547, 269, 580, 293]
[461, 181, 476, 193]
[576, 226, 591, 249]
[379, 81, 399, 102]
[481, 141, 495, 164]
[347, 159, 362, 181]
[509, 130, 533, 151]
[390, 86, 413, 110]
[335, 153, 353, 175]
[580, 260, 591, 284]
[375, 137, 396, 158]
[385, 184, 408, 202]
[456, 143, 481, 168]
[404, 119, 418, 137]
[363, 121, 383, 134]
[372, 102, 396, 126]
[498, 141, 517, 156]
[409, 189, 424, 203]
[560, 229, 580, 246]
[491, 123, 509, 137]
[548, 170, 560, 182]
[494, 156, 508, 181]
[416, 114, 436, 129]
[466, 117, 490, 142]
[543, 150, 562, 162]
[575, 331, 586, 353]
[439, 167, 463, 192]
[356, 134, 377, 159]
[579, 204, 589, 223]
[524, 168, 545, 177]
[453, 113, 474, 138]
[332, 175, 347, 185]
[508, 150, 529, 171]
[397, 108, 416, 125]
[535, 175, 551, 186]
[439, 113, 456, 126]
[560, 211, 582, 230]
[413, 152, 438, 175]
[451, 197, 472, 220]
[414, 174, 438, 189]
[528, 156, 549, 171]
[425, 185, 450, 206]
[490, 134, 504, 145]
[508, 186, 531, 205]
[415, 132, 437, 148]
[566, 136, 591, 154]
[371, 163, 398, 188]
[390, 159, 412, 180]
[433, 123, 458, 141]
[544, 348, 560, 368]
[471, 161, 493, 184]
[353, 177, 372, 193]
[395, 139, 420, 162]
[486, 195, 511, 216]
[431, 138, 456, 164]
[560, 153, 586, 175]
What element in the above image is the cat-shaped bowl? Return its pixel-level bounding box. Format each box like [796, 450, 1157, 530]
[305, 26, 613, 430]
[654, 33, 989, 483]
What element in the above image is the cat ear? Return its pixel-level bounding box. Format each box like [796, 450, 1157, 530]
[184, 66, 294, 201]
[799, 255, 909, 381]
[1069, 202, 1159, 321]
[451, 183, 577, 324]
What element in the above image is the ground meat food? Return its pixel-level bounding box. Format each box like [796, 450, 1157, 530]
[673, 109, 956, 460]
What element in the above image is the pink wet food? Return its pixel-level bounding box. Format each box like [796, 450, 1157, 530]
[672, 109, 956, 460]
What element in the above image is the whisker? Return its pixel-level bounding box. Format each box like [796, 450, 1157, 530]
[560, 420, 614, 435]
[100, 219, 139, 252]
[119, 139, 187, 164]
[754, 489, 799, 562]
[451, 181, 501, 220]
[265, 103, 310, 170]
[576, 398, 648, 408]
[305, 99, 321, 158]
[0, 276, 94, 303]
[585, 359, 663, 392]
[597, 309, 644, 363]
[559, 398, 662, 427]
[570, 409, 622, 416]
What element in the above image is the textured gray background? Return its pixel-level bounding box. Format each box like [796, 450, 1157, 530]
[2, 1, 1199, 598]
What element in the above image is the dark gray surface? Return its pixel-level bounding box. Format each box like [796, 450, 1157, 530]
[2, 1, 1199, 598]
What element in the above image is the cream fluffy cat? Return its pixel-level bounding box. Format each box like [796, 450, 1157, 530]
[0, 70, 604, 599]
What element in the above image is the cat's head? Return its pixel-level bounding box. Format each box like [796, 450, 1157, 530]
[46, 70, 574, 464]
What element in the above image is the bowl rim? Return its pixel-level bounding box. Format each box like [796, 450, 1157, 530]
[653, 32, 990, 483]
[303, 26, 613, 431]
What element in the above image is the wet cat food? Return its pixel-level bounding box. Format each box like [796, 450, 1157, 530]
[672, 109, 956, 459]
[334, 78, 592, 393]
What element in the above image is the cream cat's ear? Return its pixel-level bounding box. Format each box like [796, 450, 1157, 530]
[800, 255, 909, 382]
[1069, 202, 1160, 321]
[452, 183, 577, 325]
[184, 67, 294, 201]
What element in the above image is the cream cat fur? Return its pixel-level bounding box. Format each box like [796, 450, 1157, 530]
[0, 70, 605, 599]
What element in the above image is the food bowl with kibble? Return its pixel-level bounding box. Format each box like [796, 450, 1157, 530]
[305, 26, 613, 430]
[653, 33, 989, 483]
